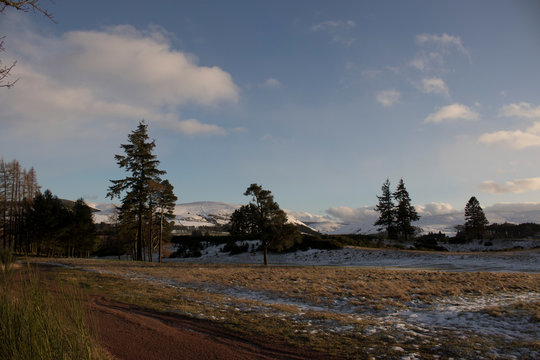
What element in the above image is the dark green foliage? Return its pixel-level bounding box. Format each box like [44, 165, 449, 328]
[23, 191, 97, 257]
[374, 179, 420, 241]
[107, 121, 167, 261]
[413, 233, 448, 251]
[485, 222, 540, 239]
[393, 179, 420, 241]
[464, 196, 489, 240]
[230, 183, 301, 265]
[223, 240, 250, 255]
[374, 179, 395, 236]
[171, 237, 204, 258]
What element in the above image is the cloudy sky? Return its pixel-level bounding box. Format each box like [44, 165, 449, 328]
[1, 0, 539, 221]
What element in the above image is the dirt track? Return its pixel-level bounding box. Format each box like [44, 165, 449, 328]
[88, 294, 334, 360]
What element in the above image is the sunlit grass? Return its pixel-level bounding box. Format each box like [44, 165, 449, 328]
[0, 251, 106, 360]
[32, 257, 540, 359]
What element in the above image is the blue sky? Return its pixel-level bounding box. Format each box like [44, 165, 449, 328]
[1, 0, 540, 221]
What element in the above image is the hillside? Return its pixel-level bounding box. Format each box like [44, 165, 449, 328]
[87, 201, 540, 236]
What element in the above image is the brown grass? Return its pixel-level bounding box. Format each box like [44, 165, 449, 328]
[31, 258, 540, 359]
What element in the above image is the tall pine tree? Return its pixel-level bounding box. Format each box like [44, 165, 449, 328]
[393, 179, 420, 241]
[464, 196, 489, 239]
[374, 179, 396, 237]
[107, 121, 166, 261]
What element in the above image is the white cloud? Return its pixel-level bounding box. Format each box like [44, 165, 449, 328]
[417, 202, 457, 216]
[415, 33, 469, 56]
[421, 77, 449, 97]
[410, 52, 444, 72]
[425, 103, 479, 123]
[168, 119, 228, 136]
[480, 177, 540, 194]
[311, 20, 356, 47]
[0, 24, 239, 139]
[325, 206, 377, 223]
[478, 103, 540, 149]
[311, 20, 356, 32]
[376, 89, 400, 107]
[478, 122, 540, 149]
[498, 102, 540, 119]
[261, 77, 281, 88]
[484, 202, 540, 213]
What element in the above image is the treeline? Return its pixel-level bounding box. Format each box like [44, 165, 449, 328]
[1, 158, 39, 252]
[1, 158, 97, 257]
[170, 233, 379, 258]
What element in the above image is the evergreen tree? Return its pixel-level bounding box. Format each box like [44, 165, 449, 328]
[230, 184, 299, 265]
[68, 199, 97, 257]
[393, 179, 420, 241]
[464, 196, 489, 239]
[107, 121, 166, 261]
[154, 179, 177, 263]
[374, 179, 396, 237]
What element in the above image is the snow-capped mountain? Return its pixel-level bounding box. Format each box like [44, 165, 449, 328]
[88, 201, 540, 236]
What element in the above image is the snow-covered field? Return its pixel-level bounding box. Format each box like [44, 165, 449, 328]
[49, 254, 540, 360]
[167, 240, 540, 273]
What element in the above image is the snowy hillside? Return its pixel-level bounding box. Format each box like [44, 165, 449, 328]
[87, 201, 540, 236]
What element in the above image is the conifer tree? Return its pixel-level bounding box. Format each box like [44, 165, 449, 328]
[374, 179, 395, 237]
[230, 184, 299, 265]
[464, 196, 489, 239]
[155, 179, 177, 263]
[393, 179, 419, 241]
[107, 121, 166, 261]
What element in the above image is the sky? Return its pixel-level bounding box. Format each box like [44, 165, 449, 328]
[1, 0, 540, 222]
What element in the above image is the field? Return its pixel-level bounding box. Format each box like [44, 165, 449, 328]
[33, 251, 540, 360]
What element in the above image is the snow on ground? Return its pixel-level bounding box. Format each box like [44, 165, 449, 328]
[52, 253, 540, 359]
[166, 241, 540, 273]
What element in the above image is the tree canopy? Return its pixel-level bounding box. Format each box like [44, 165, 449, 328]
[464, 196, 489, 239]
[230, 183, 299, 265]
[374, 178, 419, 241]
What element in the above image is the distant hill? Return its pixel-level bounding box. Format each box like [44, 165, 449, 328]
[87, 201, 540, 236]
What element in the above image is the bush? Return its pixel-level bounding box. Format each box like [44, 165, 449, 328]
[413, 237, 448, 251]
[223, 240, 250, 255]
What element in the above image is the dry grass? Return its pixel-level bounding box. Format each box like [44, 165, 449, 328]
[33, 258, 540, 359]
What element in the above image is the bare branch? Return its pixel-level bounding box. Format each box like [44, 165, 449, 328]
[0, 0, 56, 22]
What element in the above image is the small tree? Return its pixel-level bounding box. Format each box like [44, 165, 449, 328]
[230, 184, 299, 265]
[154, 179, 177, 263]
[464, 196, 489, 239]
[374, 179, 396, 238]
[393, 179, 420, 241]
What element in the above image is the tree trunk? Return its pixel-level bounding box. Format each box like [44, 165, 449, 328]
[136, 211, 143, 261]
[159, 209, 163, 263]
[263, 246, 268, 266]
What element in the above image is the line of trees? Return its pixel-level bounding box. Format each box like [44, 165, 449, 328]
[1, 158, 39, 251]
[1, 158, 98, 256]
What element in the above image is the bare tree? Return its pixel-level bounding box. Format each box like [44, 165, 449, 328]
[0, 0, 54, 88]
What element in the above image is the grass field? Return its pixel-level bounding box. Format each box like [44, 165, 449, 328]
[31, 258, 540, 359]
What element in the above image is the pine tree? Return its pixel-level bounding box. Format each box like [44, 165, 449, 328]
[107, 121, 166, 261]
[230, 184, 299, 265]
[393, 179, 420, 241]
[374, 179, 395, 237]
[154, 179, 177, 263]
[464, 196, 489, 239]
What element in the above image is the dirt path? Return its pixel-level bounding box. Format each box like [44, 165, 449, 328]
[88, 294, 334, 360]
